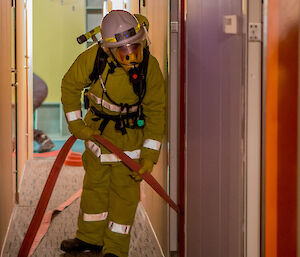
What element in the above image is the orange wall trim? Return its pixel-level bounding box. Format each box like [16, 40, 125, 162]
[266, 0, 299, 256]
[266, 0, 279, 255]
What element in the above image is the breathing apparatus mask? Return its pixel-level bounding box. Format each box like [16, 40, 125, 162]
[110, 43, 144, 72]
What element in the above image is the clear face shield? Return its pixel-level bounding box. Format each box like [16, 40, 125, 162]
[112, 43, 144, 70]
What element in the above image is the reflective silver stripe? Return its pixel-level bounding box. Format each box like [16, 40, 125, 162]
[101, 149, 141, 162]
[108, 221, 130, 234]
[83, 212, 108, 222]
[87, 141, 101, 158]
[89, 93, 138, 113]
[66, 110, 82, 122]
[87, 141, 140, 162]
[143, 139, 161, 151]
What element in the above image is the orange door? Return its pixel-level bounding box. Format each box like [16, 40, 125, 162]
[265, 0, 299, 256]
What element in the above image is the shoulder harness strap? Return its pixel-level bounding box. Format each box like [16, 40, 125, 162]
[87, 47, 151, 134]
[89, 44, 108, 83]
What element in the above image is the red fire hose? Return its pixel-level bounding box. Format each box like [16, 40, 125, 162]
[18, 135, 181, 257]
[93, 135, 181, 214]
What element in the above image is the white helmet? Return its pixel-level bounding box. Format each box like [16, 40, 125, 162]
[100, 10, 146, 48]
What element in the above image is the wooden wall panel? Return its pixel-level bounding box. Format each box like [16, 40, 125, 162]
[136, 0, 169, 255]
[0, 0, 14, 251]
[16, 0, 28, 186]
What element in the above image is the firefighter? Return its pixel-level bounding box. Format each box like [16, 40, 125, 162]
[60, 10, 165, 257]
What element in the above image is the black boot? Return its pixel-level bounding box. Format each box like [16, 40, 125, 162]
[34, 129, 55, 153]
[60, 238, 103, 253]
[38, 137, 55, 153]
[103, 254, 119, 257]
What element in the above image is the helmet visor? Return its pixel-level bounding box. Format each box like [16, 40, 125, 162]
[114, 43, 143, 66]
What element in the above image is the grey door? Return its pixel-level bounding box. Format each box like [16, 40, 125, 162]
[186, 0, 245, 256]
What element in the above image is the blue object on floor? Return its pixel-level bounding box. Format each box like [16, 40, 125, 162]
[34, 139, 85, 153]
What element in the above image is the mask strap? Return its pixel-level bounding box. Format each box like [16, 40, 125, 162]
[142, 23, 151, 46]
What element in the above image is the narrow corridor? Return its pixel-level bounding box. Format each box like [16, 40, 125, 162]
[3, 156, 164, 257]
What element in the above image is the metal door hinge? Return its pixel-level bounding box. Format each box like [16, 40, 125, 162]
[248, 23, 262, 42]
[11, 83, 18, 87]
[170, 21, 179, 33]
